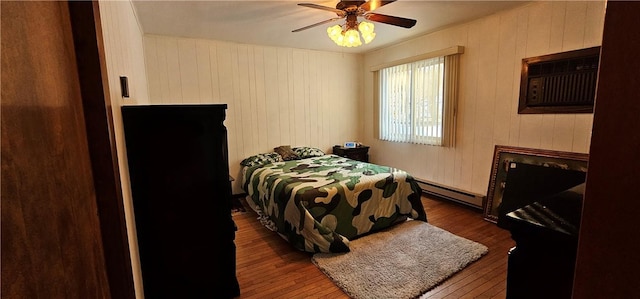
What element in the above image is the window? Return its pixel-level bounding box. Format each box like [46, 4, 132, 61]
[375, 47, 462, 147]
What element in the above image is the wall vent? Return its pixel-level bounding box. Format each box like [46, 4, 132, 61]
[519, 46, 600, 114]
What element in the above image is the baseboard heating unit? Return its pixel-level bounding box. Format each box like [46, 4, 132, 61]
[415, 179, 485, 209]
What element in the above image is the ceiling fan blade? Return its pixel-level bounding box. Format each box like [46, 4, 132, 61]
[298, 3, 346, 16]
[292, 17, 343, 32]
[359, 0, 396, 12]
[365, 13, 417, 28]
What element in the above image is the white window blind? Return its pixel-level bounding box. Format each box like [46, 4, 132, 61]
[380, 55, 456, 146]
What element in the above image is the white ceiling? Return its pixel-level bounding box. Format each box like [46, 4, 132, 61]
[132, 0, 531, 54]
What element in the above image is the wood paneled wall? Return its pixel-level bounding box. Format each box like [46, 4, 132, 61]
[98, 1, 149, 297]
[143, 35, 363, 191]
[363, 1, 605, 198]
[100, 1, 149, 104]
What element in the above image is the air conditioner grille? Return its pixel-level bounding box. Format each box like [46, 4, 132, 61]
[519, 47, 600, 114]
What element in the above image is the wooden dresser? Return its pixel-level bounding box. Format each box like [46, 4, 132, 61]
[122, 104, 239, 298]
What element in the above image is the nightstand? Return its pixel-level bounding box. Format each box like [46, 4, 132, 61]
[332, 145, 370, 162]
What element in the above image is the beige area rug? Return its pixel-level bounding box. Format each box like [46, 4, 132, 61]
[312, 220, 488, 299]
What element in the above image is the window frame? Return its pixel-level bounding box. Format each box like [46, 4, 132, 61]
[372, 46, 463, 147]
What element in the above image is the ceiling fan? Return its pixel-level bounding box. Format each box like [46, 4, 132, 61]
[292, 0, 417, 33]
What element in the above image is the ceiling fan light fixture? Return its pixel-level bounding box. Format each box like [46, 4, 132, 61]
[326, 21, 374, 47]
[296, 1, 415, 48]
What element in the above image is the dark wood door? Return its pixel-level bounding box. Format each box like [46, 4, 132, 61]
[573, 1, 640, 297]
[1, 2, 111, 298]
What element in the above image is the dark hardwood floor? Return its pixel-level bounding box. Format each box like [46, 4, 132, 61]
[233, 195, 515, 299]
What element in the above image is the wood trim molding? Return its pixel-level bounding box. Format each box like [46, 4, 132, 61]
[369, 45, 464, 72]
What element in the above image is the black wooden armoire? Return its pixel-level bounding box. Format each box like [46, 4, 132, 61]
[122, 104, 239, 298]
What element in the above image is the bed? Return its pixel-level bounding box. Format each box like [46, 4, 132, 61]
[240, 146, 427, 253]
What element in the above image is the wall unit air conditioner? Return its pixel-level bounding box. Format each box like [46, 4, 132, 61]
[519, 46, 601, 114]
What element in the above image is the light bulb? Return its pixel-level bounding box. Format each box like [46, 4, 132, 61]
[358, 21, 374, 34]
[362, 31, 376, 44]
[327, 25, 343, 43]
[335, 33, 345, 46]
[358, 21, 375, 44]
[344, 29, 362, 47]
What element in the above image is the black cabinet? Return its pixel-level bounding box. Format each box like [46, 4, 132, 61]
[122, 104, 239, 298]
[504, 183, 585, 299]
[332, 145, 370, 162]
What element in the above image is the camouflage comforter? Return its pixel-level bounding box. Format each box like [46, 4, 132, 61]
[241, 154, 427, 253]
